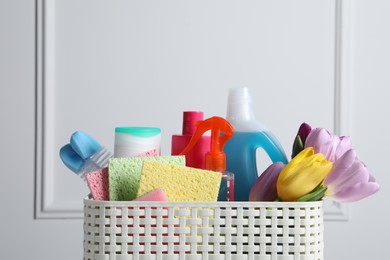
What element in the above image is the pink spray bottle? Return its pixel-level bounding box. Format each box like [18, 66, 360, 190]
[171, 111, 210, 169]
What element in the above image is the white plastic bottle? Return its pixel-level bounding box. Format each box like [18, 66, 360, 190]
[224, 87, 289, 201]
[114, 127, 161, 158]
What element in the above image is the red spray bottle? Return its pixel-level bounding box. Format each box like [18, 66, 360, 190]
[179, 116, 235, 201]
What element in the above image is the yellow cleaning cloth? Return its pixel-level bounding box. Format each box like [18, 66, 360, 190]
[138, 161, 222, 202]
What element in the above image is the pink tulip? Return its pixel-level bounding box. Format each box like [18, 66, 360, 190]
[249, 162, 285, 201]
[324, 149, 380, 203]
[305, 128, 352, 162]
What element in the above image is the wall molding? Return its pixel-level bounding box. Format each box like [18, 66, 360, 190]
[325, 0, 352, 221]
[35, 0, 82, 219]
[334, 0, 352, 136]
[35, 0, 353, 220]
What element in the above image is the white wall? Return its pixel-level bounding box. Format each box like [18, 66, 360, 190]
[0, 0, 388, 259]
[39, 0, 337, 219]
[0, 1, 82, 259]
[325, 1, 390, 259]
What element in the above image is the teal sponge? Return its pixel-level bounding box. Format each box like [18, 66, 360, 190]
[108, 156, 185, 201]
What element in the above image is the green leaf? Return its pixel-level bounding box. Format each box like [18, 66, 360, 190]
[297, 186, 328, 202]
[292, 135, 304, 158]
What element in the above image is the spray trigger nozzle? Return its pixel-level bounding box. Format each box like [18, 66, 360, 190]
[179, 116, 234, 171]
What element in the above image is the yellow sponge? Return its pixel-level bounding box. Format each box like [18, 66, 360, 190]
[109, 156, 185, 201]
[138, 161, 222, 202]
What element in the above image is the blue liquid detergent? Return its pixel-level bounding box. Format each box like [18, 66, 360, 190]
[225, 131, 288, 201]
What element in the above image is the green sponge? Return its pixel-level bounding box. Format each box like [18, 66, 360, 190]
[108, 156, 185, 201]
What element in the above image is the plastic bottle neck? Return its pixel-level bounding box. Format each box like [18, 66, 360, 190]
[226, 87, 267, 132]
[205, 152, 226, 172]
[182, 111, 203, 135]
[227, 102, 255, 122]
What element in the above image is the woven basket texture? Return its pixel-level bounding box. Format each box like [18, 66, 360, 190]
[84, 199, 323, 260]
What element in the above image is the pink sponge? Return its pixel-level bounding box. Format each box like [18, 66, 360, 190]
[134, 188, 168, 202]
[85, 167, 109, 201]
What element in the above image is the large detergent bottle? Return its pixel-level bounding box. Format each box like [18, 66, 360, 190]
[224, 87, 288, 201]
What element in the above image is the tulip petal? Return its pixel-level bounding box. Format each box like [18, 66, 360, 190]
[305, 128, 352, 162]
[278, 148, 313, 184]
[325, 149, 356, 184]
[249, 162, 285, 201]
[277, 147, 333, 201]
[297, 122, 312, 145]
[305, 128, 334, 160]
[323, 148, 380, 202]
[324, 150, 370, 194]
[324, 149, 357, 186]
[328, 164, 369, 195]
[334, 136, 353, 161]
[332, 182, 380, 203]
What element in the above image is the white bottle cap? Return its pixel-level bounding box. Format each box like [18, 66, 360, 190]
[226, 87, 267, 132]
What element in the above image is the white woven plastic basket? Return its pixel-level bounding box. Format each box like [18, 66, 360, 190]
[84, 198, 323, 260]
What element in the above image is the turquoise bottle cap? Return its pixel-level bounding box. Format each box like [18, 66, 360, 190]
[115, 127, 161, 137]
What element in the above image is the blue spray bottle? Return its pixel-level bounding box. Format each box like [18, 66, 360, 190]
[224, 87, 288, 201]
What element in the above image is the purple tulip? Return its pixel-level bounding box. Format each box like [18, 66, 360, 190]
[296, 122, 312, 145]
[324, 149, 380, 203]
[292, 122, 312, 158]
[305, 128, 352, 162]
[249, 162, 285, 201]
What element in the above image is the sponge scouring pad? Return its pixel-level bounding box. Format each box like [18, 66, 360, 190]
[138, 161, 222, 202]
[133, 188, 168, 202]
[85, 167, 109, 201]
[109, 156, 185, 201]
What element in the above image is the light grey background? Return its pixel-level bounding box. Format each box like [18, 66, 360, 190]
[1, 0, 389, 259]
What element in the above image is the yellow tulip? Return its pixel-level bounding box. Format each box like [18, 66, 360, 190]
[277, 147, 333, 201]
